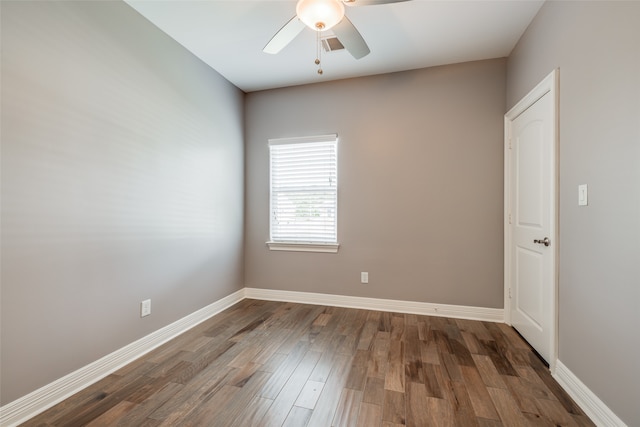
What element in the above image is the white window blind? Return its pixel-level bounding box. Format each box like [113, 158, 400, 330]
[269, 135, 338, 244]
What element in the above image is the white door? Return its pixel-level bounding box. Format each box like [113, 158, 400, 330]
[505, 70, 558, 367]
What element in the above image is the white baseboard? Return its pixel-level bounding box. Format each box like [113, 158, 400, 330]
[244, 287, 504, 322]
[3, 287, 628, 427]
[553, 360, 628, 427]
[0, 289, 245, 427]
[0, 287, 504, 426]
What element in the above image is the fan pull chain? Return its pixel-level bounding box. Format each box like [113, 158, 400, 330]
[315, 30, 323, 75]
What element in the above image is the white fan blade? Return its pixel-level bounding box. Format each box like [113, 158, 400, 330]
[332, 16, 370, 59]
[263, 16, 306, 54]
[344, 0, 410, 6]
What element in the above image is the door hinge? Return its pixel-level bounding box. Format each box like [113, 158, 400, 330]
[508, 288, 512, 298]
[508, 213, 512, 224]
[508, 138, 512, 149]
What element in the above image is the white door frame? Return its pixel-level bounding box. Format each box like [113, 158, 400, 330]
[504, 69, 559, 372]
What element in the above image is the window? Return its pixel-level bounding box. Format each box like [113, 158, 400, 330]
[268, 134, 339, 253]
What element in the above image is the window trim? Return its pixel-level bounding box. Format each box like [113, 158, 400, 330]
[267, 134, 339, 253]
[266, 242, 340, 253]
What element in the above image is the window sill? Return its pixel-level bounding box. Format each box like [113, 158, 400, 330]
[266, 242, 340, 253]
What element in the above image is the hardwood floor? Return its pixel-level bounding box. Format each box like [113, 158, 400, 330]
[22, 299, 594, 426]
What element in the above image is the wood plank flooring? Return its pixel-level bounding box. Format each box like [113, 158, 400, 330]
[22, 299, 594, 426]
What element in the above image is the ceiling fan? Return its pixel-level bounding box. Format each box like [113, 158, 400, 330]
[263, 0, 410, 64]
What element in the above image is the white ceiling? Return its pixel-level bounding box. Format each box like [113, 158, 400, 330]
[124, 0, 544, 93]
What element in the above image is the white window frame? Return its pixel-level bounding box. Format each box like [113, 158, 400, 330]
[267, 134, 339, 253]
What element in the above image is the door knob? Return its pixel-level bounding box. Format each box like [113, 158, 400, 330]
[534, 237, 550, 247]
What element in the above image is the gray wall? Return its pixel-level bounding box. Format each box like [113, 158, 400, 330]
[507, 2, 640, 425]
[245, 59, 506, 308]
[1, 1, 244, 404]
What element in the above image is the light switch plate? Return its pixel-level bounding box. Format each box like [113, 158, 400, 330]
[578, 184, 588, 206]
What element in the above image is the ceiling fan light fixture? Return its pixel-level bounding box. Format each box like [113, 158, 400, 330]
[296, 0, 345, 31]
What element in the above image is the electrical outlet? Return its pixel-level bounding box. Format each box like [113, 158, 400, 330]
[140, 299, 151, 317]
[361, 272, 369, 284]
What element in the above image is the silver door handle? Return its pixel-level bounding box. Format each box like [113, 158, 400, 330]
[534, 237, 550, 247]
